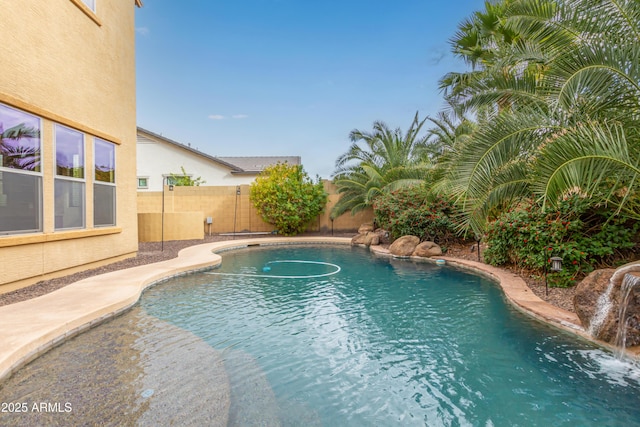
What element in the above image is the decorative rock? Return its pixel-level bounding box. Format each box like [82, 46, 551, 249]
[351, 233, 367, 245]
[373, 228, 391, 245]
[574, 268, 640, 346]
[574, 269, 616, 340]
[351, 231, 380, 247]
[413, 241, 443, 258]
[389, 235, 420, 257]
[358, 223, 375, 234]
[363, 232, 380, 246]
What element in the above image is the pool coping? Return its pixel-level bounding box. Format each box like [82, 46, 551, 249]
[0, 237, 636, 382]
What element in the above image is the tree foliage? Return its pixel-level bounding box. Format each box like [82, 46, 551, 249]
[331, 112, 433, 218]
[436, 0, 640, 235]
[250, 163, 327, 235]
[169, 166, 205, 186]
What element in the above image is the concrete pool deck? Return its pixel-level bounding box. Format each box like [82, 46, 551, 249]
[0, 237, 636, 382]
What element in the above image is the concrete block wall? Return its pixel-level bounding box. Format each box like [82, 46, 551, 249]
[137, 181, 374, 241]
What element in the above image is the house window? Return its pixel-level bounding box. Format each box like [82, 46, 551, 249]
[137, 177, 149, 189]
[94, 138, 116, 226]
[81, 0, 96, 12]
[0, 103, 42, 234]
[55, 125, 85, 230]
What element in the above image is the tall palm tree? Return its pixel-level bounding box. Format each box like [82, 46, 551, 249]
[331, 112, 432, 218]
[439, 0, 527, 113]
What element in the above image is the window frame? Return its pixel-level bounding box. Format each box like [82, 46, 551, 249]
[69, 0, 102, 26]
[93, 138, 116, 227]
[0, 103, 43, 235]
[137, 177, 149, 189]
[54, 124, 86, 230]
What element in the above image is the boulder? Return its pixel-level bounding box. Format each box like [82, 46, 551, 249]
[351, 231, 380, 247]
[389, 235, 420, 257]
[574, 268, 640, 346]
[373, 228, 391, 245]
[413, 241, 443, 258]
[363, 232, 380, 246]
[358, 223, 374, 234]
[574, 269, 616, 340]
[351, 233, 367, 245]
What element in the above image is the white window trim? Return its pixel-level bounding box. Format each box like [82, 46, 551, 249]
[137, 176, 149, 189]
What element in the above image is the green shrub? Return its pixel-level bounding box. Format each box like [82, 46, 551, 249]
[373, 185, 459, 244]
[249, 163, 327, 236]
[483, 196, 640, 287]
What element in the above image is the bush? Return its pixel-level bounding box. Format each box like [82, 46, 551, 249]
[483, 196, 640, 287]
[373, 185, 459, 244]
[250, 163, 327, 236]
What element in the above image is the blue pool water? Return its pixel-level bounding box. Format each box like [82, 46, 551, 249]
[144, 245, 640, 426]
[2, 245, 640, 426]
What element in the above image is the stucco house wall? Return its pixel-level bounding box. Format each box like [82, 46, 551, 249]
[137, 129, 255, 190]
[0, 0, 141, 291]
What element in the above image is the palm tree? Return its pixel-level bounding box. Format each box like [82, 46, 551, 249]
[439, 0, 527, 113]
[331, 112, 432, 218]
[438, 0, 640, 234]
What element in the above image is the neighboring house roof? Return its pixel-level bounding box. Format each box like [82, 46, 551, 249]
[137, 127, 300, 175]
[218, 156, 302, 174]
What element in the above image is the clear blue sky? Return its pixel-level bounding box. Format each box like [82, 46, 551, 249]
[135, 1, 486, 178]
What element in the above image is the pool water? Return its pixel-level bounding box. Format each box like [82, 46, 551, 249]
[2, 245, 640, 426]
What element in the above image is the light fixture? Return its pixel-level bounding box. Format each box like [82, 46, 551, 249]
[550, 256, 563, 272]
[544, 251, 563, 296]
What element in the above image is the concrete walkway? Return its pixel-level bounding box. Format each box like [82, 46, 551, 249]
[0, 236, 632, 383]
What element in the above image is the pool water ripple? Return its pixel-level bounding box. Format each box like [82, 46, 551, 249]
[2, 245, 640, 426]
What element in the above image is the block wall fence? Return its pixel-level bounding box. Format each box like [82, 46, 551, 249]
[137, 181, 374, 242]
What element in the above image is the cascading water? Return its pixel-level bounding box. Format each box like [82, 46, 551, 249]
[588, 280, 615, 337]
[614, 274, 640, 358]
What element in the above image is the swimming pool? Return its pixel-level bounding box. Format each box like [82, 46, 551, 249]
[1, 245, 639, 426]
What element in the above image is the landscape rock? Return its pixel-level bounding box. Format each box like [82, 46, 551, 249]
[389, 235, 420, 257]
[363, 232, 380, 246]
[574, 269, 616, 340]
[574, 268, 640, 346]
[351, 233, 367, 245]
[358, 223, 374, 234]
[413, 241, 443, 258]
[373, 228, 390, 245]
[351, 231, 380, 247]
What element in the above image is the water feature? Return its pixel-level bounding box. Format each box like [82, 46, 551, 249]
[587, 279, 615, 337]
[1, 245, 640, 426]
[615, 274, 640, 358]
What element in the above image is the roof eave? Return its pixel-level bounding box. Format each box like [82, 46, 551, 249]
[136, 127, 244, 172]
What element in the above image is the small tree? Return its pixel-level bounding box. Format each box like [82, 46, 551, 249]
[169, 166, 205, 186]
[250, 163, 327, 235]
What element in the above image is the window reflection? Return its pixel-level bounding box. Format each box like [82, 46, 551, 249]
[56, 125, 84, 178]
[0, 104, 41, 172]
[94, 138, 115, 183]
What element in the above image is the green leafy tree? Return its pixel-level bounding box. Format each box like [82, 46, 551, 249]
[250, 163, 327, 235]
[168, 166, 205, 186]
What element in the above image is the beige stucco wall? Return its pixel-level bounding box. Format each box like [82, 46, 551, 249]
[137, 181, 374, 241]
[138, 212, 205, 242]
[0, 0, 139, 290]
